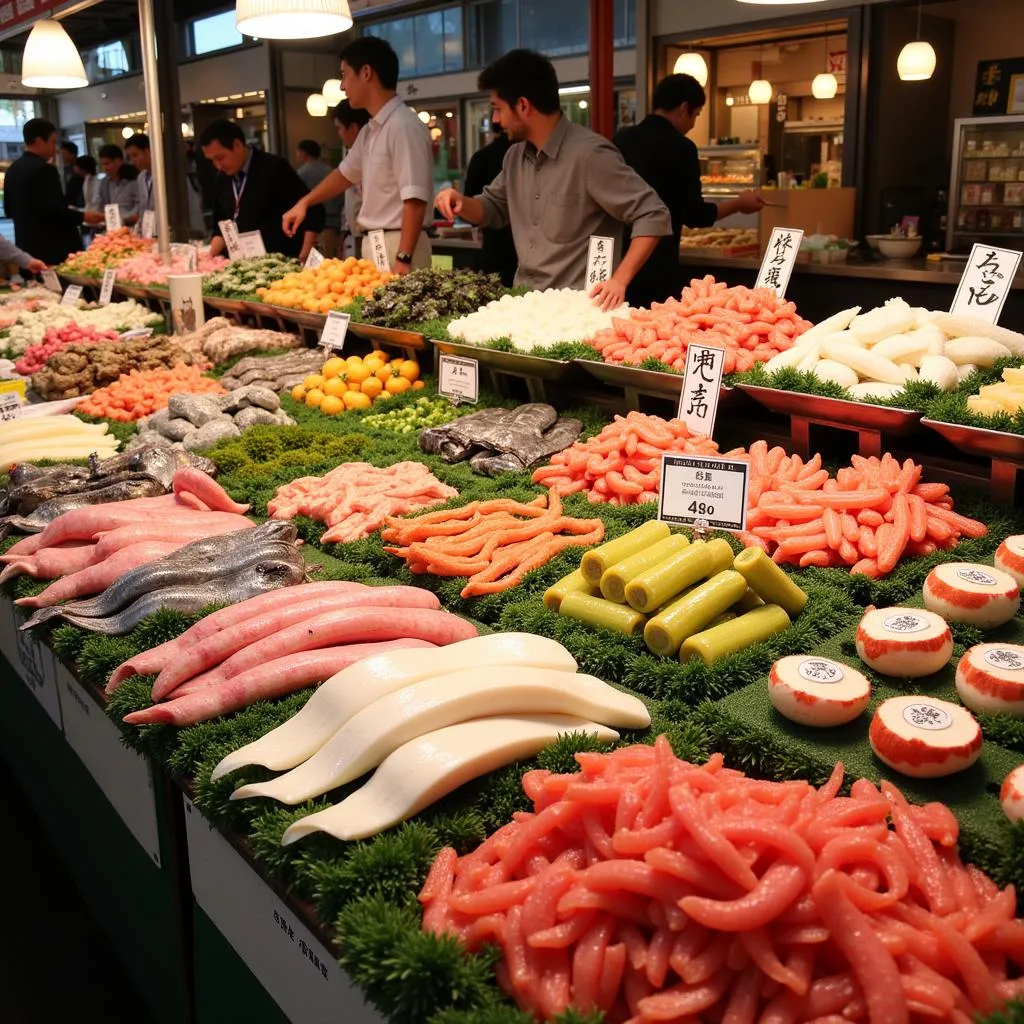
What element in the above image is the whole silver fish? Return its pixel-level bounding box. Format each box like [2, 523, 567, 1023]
[33, 557, 306, 636]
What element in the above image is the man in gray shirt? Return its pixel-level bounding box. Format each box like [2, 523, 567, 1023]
[295, 139, 341, 257]
[436, 49, 670, 310]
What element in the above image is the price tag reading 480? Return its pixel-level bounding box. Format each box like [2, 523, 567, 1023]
[658, 454, 750, 533]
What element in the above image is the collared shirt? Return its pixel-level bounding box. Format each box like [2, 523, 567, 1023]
[339, 95, 433, 231]
[99, 173, 139, 223]
[138, 169, 155, 214]
[298, 160, 342, 229]
[476, 117, 671, 291]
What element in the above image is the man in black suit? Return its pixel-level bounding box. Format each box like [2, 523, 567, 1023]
[61, 139, 84, 208]
[463, 127, 517, 287]
[4, 119, 101, 266]
[199, 120, 323, 260]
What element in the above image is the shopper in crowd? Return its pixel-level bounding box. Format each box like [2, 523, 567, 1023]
[61, 139, 83, 207]
[98, 144, 140, 227]
[614, 73, 765, 308]
[332, 100, 370, 256]
[4, 118, 100, 266]
[73, 154, 103, 245]
[434, 49, 670, 308]
[199, 119, 323, 260]
[295, 139, 341, 257]
[282, 36, 434, 274]
[125, 133, 155, 230]
[462, 125, 517, 287]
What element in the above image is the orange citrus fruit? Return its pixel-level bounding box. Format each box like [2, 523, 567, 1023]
[397, 360, 420, 382]
[360, 376, 383, 398]
[323, 377, 347, 398]
[411, 379, 426, 390]
[303, 374, 324, 391]
[321, 357, 346, 379]
[305, 388, 325, 408]
[290, 384, 306, 402]
[320, 394, 344, 415]
[385, 376, 412, 395]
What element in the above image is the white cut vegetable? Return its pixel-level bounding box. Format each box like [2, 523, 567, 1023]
[763, 341, 814, 374]
[955, 643, 1024, 717]
[811, 359, 859, 389]
[1001, 765, 1024, 823]
[855, 607, 953, 677]
[1, 437, 119, 472]
[995, 535, 1024, 589]
[848, 298, 915, 346]
[210, 633, 578, 781]
[0, 415, 110, 441]
[932, 313, 1024, 355]
[956, 363, 979, 383]
[943, 337, 1012, 367]
[230, 666, 652, 804]
[917, 354, 959, 392]
[869, 695, 982, 779]
[768, 654, 871, 727]
[896, 364, 918, 382]
[847, 382, 905, 401]
[819, 340, 907, 384]
[923, 562, 1020, 628]
[280, 715, 620, 844]
[870, 333, 929, 365]
[794, 306, 860, 344]
[795, 343, 821, 374]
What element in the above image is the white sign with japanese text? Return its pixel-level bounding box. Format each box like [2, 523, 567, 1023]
[439, 354, 479, 404]
[586, 234, 615, 288]
[950, 243, 1022, 324]
[678, 344, 726, 439]
[10, 605, 62, 729]
[104, 203, 122, 233]
[305, 248, 325, 270]
[0, 391, 19, 422]
[319, 310, 351, 351]
[238, 230, 267, 259]
[367, 229, 390, 272]
[141, 210, 157, 239]
[183, 795, 383, 1024]
[57, 662, 161, 866]
[60, 284, 83, 307]
[99, 268, 117, 305]
[756, 227, 804, 297]
[658, 454, 750, 533]
[219, 219, 243, 260]
[42, 269, 61, 293]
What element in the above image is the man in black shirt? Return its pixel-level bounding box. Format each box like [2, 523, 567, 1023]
[462, 127, 517, 287]
[199, 119, 323, 260]
[615, 74, 764, 308]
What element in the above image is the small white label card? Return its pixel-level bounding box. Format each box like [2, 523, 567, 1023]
[305, 247, 325, 270]
[756, 227, 804, 297]
[438, 353, 479, 405]
[141, 210, 157, 239]
[658, 454, 750, 533]
[60, 284, 83, 306]
[319, 310, 351, 351]
[104, 203, 122, 232]
[219, 219, 243, 260]
[42, 269, 62, 293]
[950, 243, 1022, 325]
[99, 267, 117, 305]
[586, 234, 615, 288]
[238, 230, 267, 258]
[678, 344, 726, 439]
[11, 607, 62, 729]
[0, 391, 20, 422]
[367, 229, 390, 272]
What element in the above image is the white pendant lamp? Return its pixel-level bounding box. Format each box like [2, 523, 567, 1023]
[673, 51, 708, 87]
[749, 78, 773, 104]
[322, 78, 345, 106]
[236, 0, 353, 40]
[21, 19, 88, 90]
[811, 72, 838, 99]
[306, 92, 329, 116]
[898, 0, 936, 82]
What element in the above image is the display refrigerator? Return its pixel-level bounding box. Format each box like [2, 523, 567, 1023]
[947, 114, 1024, 253]
[698, 144, 763, 234]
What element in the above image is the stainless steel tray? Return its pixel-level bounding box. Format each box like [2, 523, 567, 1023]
[738, 384, 923, 435]
[574, 359, 738, 405]
[349, 321, 426, 352]
[203, 295, 252, 315]
[430, 338, 579, 381]
[921, 417, 1024, 462]
[58, 272, 100, 289]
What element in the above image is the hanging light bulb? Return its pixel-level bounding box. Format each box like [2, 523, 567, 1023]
[322, 78, 344, 106]
[305, 93, 328, 117]
[236, 0, 353, 40]
[898, 0, 936, 81]
[725, 95, 735, 107]
[812, 72, 838, 99]
[21, 19, 88, 89]
[417, 110, 431, 124]
[748, 79, 773, 104]
[673, 51, 708, 87]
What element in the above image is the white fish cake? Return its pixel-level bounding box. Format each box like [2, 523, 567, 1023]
[869, 695, 982, 778]
[1001, 765, 1024, 823]
[768, 655, 871, 727]
[855, 607, 953, 677]
[995, 535, 1024, 589]
[955, 643, 1024, 717]
[923, 562, 1020, 628]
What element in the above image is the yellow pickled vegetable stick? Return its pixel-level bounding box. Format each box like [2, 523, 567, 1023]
[644, 569, 748, 657]
[580, 521, 670, 584]
[733, 547, 808, 616]
[626, 538, 733, 613]
[600, 534, 690, 604]
[680, 604, 792, 666]
[544, 568, 596, 613]
[557, 592, 646, 636]
[735, 588, 765, 613]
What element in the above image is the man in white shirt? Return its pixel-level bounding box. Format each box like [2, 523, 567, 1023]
[282, 36, 433, 274]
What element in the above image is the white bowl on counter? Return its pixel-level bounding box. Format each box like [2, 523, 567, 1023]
[876, 236, 923, 259]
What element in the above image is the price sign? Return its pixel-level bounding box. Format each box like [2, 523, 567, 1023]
[0, 390, 20, 421]
[438, 354, 479, 405]
[319, 310, 351, 351]
[42, 269, 61, 293]
[658, 454, 750, 533]
[950, 243, 1022, 324]
[104, 203, 122, 232]
[219, 219, 243, 260]
[60, 284, 83, 306]
[586, 234, 615, 288]
[0, 377, 25, 399]
[141, 210, 156, 239]
[678, 344, 725, 439]
[756, 227, 804, 297]
[305, 247, 325, 270]
[367, 229, 390, 272]
[238, 230, 267, 258]
[99, 267, 117, 305]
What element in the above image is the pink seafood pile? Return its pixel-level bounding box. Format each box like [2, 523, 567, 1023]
[116, 250, 229, 285]
[421, 737, 1024, 1024]
[14, 323, 121, 375]
[269, 461, 458, 545]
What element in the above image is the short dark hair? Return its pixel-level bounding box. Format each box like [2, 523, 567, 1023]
[60, 139, 78, 156]
[653, 73, 707, 113]
[125, 133, 150, 151]
[198, 119, 246, 150]
[340, 36, 399, 91]
[297, 139, 321, 159]
[333, 100, 370, 129]
[478, 49, 560, 116]
[23, 118, 56, 145]
[98, 144, 124, 161]
[75, 155, 97, 175]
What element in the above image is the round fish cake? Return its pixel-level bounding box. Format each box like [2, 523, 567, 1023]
[995, 535, 1024, 590]
[855, 607, 953, 677]
[869, 695, 982, 779]
[768, 655, 871, 727]
[923, 562, 1019, 628]
[955, 643, 1024, 717]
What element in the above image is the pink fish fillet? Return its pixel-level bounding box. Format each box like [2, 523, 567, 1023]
[104, 581, 369, 693]
[32, 506, 253, 549]
[91, 518, 254, 562]
[172, 467, 250, 516]
[0, 541, 96, 583]
[16, 541, 185, 608]
[123, 640, 438, 727]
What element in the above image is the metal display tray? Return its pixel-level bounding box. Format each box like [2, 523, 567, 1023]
[574, 359, 737, 406]
[737, 384, 923, 435]
[921, 417, 1024, 462]
[348, 322, 426, 352]
[430, 338, 579, 381]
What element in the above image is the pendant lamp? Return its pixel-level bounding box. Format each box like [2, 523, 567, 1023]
[898, 0, 936, 81]
[673, 51, 708, 87]
[812, 25, 838, 99]
[21, 19, 88, 90]
[236, 0, 353, 40]
[306, 93, 329, 116]
[322, 78, 345, 106]
[748, 41, 772, 105]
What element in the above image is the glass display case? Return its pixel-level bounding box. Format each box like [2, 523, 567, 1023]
[947, 115, 1024, 253]
[698, 145, 763, 197]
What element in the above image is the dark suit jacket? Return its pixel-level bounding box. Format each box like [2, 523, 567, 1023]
[4, 151, 84, 265]
[64, 171, 84, 209]
[464, 135, 517, 287]
[210, 148, 325, 258]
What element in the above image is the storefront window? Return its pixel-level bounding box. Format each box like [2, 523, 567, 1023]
[191, 10, 244, 56]
[372, 6, 465, 78]
[519, 0, 588, 57]
[614, 0, 636, 47]
[82, 40, 133, 81]
[0, 98, 37, 129]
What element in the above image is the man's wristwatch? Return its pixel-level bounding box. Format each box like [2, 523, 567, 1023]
[395, 250, 413, 265]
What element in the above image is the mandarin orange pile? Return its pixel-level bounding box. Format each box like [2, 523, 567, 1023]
[256, 257, 393, 314]
[290, 351, 423, 415]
